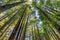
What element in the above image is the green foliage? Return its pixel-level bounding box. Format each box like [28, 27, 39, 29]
[0, 0, 60, 40]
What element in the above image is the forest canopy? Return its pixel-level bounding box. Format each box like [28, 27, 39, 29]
[0, 0, 60, 40]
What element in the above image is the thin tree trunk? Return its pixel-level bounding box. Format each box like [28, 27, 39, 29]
[0, 1, 26, 12]
[9, 6, 26, 40]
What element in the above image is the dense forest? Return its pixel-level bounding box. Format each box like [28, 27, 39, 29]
[0, 0, 60, 40]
